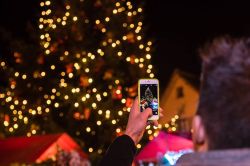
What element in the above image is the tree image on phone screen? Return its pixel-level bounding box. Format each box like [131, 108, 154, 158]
[140, 84, 158, 115]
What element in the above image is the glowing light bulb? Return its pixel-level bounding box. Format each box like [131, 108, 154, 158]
[13, 124, 18, 129]
[95, 20, 100, 24]
[88, 78, 93, 83]
[118, 111, 123, 116]
[54, 103, 59, 108]
[146, 54, 151, 59]
[92, 103, 97, 108]
[73, 16, 78, 21]
[74, 103, 79, 107]
[105, 17, 110, 22]
[51, 65, 55, 70]
[9, 127, 14, 132]
[86, 127, 91, 132]
[32, 129, 36, 134]
[98, 110, 103, 115]
[137, 144, 142, 149]
[97, 121, 102, 126]
[89, 148, 93, 153]
[116, 128, 121, 133]
[45, 1, 51, 6]
[113, 9, 118, 14]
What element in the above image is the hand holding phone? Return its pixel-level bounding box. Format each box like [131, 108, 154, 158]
[138, 79, 159, 120]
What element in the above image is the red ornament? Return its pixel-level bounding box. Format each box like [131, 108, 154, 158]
[103, 70, 113, 80]
[126, 32, 135, 43]
[4, 115, 9, 122]
[73, 112, 81, 120]
[84, 108, 91, 120]
[10, 80, 16, 87]
[14, 52, 22, 64]
[125, 98, 134, 108]
[94, 0, 102, 7]
[128, 83, 138, 97]
[37, 55, 45, 65]
[80, 76, 89, 87]
[50, 43, 58, 53]
[66, 63, 73, 73]
[129, 55, 136, 64]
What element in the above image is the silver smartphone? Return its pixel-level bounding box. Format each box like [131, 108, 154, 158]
[138, 79, 159, 120]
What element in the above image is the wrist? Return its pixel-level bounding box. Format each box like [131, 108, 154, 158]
[124, 130, 138, 145]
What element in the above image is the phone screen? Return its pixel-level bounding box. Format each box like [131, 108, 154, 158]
[139, 83, 158, 115]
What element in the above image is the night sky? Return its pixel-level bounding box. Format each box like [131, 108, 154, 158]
[1, 1, 250, 90]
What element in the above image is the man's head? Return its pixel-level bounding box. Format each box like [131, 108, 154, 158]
[193, 36, 250, 151]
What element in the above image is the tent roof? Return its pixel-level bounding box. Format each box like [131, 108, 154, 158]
[135, 131, 193, 162]
[0, 133, 87, 164]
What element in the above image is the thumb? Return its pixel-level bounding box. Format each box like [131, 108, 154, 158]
[141, 108, 153, 120]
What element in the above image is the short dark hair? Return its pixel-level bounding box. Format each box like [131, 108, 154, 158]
[197, 36, 250, 150]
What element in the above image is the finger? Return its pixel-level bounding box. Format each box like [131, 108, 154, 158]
[141, 107, 153, 119]
[130, 97, 139, 114]
[153, 120, 159, 127]
[159, 107, 164, 113]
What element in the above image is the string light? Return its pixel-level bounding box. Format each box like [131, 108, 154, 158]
[0, 0, 155, 154]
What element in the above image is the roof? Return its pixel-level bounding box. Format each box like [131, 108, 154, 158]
[135, 131, 193, 162]
[173, 69, 200, 90]
[0, 133, 87, 165]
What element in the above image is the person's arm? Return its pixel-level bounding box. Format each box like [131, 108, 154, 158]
[99, 135, 136, 166]
[99, 98, 159, 166]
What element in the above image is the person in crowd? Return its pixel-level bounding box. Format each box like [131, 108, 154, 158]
[100, 36, 250, 166]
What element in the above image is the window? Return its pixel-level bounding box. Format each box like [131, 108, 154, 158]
[176, 86, 184, 98]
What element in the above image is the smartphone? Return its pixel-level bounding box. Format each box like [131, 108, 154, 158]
[138, 79, 159, 120]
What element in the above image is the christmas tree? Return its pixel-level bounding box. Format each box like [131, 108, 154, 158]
[0, 0, 155, 160]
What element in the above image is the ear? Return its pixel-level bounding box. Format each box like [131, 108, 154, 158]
[192, 115, 207, 152]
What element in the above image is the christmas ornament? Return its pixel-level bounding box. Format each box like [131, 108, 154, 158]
[80, 76, 89, 87]
[83, 108, 91, 120]
[73, 112, 81, 120]
[129, 55, 136, 64]
[128, 83, 138, 97]
[125, 98, 133, 108]
[4, 114, 10, 122]
[14, 52, 22, 64]
[50, 43, 58, 53]
[10, 80, 16, 87]
[126, 32, 135, 43]
[103, 70, 113, 80]
[94, 0, 102, 8]
[66, 63, 73, 73]
[37, 55, 45, 65]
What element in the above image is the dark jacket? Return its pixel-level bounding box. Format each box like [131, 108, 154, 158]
[176, 148, 250, 166]
[99, 135, 136, 166]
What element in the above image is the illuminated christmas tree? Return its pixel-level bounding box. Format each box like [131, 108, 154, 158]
[0, 0, 156, 159]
